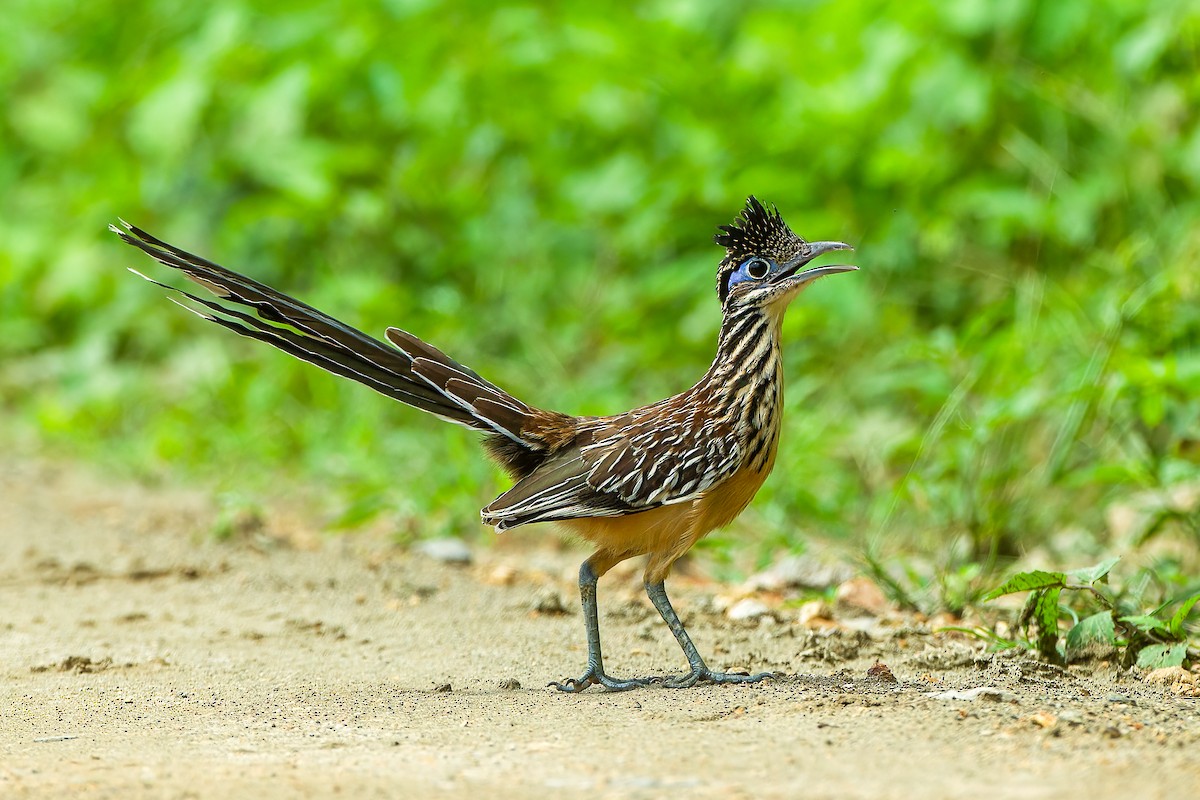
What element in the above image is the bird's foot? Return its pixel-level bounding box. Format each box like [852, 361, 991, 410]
[664, 667, 777, 689]
[549, 667, 656, 693]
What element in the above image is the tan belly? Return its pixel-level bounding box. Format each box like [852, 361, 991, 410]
[694, 451, 774, 532]
[561, 502, 697, 562]
[560, 433, 778, 584]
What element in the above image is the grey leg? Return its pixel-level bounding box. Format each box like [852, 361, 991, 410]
[645, 581, 776, 688]
[550, 560, 655, 693]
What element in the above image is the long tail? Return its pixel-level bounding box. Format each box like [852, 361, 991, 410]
[111, 220, 535, 446]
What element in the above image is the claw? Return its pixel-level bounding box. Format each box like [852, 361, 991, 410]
[664, 669, 778, 689]
[550, 667, 654, 693]
[548, 675, 593, 693]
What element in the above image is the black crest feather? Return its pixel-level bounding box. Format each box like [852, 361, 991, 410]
[714, 196, 808, 302]
[715, 197, 789, 252]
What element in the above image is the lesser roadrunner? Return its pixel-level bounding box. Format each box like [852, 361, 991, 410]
[113, 197, 856, 691]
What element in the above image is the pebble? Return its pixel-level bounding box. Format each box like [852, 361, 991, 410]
[743, 555, 853, 592]
[726, 598, 771, 622]
[796, 600, 834, 625]
[926, 686, 1016, 703]
[532, 587, 569, 615]
[1144, 666, 1195, 686]
[867, 662, 897, 683]
[485, 564, 518, 586]
[835, 577, 889, 615]
[1028, 710, 1057, 729]
[415, 538, 472, 565]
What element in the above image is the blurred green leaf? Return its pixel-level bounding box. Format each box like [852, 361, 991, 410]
[1067, 558, 1121, 586]
[128, 73, 211, 160]
[1065, 611, 1116, 658]
[1120, 614, 1172, 637]
[1031, 586, 1064, 661]
[984, 570, 1067, 601]
[1168, 593, 1200, 639]
[1135, 642, 1187, 670]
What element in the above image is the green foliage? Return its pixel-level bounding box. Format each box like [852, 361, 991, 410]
[211, 491, 266, 541]
[1136, 642, 1188, 670]
[985, 559, 1200, 668]
[1, 1, 1198, 582]
[1065, 611, 1116, 657]
[984, 569, 1076, 600]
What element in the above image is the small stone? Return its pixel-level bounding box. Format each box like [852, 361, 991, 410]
[1058, 710, 1085, 725]
[1029, 710, 1057, 729]
[926, 686, 1016, 703]
[532, 587, 569, 615]
[415, 538, 472, 565]
[710, 594, 736, 613]
[1144, 666, 1194, 686]
[835, 577, 889, 616]
[743, 556, 854, 592]
[498, 678, 521, 690]
[434, 682, 452, 693]
[1105, 692, 1134, 705]
[796, 600, 834, 625]
[726, 598, 771, 622]
[485, 564, 518, 586]
[867, 662, 897, 683]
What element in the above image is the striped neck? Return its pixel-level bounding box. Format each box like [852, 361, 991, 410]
[689, 305, 784, 464]
[707, 306, 781, 385]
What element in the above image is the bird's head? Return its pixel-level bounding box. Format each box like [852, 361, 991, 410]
[714, 196, 856, 315]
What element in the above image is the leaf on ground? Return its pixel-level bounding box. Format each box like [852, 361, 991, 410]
[1136, 642, 1188, 670]
[1065, 611, 1116, 658]
[984, 570, 1067, 601]
[1066, 557, 1120, 585]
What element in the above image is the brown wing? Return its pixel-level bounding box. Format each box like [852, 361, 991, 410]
[480, 407, 741, 532]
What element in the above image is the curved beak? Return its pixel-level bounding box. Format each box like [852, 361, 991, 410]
[774, 241, 857, 285]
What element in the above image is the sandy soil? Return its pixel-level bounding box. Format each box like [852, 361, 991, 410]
[1, 460, 1197, 799]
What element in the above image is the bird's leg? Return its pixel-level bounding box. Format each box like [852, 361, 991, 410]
[645, 580, 776, 688]
[551, 558, 654, 693]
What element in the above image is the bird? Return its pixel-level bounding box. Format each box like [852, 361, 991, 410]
[111, 196, 856, 691]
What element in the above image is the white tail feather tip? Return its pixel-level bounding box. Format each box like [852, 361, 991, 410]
[166, 297, 214, 320]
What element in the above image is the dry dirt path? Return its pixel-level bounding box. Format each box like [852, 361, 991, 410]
[1, 461, 1197, 799]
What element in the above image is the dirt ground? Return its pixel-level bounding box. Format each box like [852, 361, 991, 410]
[1, 461, 1197, 799]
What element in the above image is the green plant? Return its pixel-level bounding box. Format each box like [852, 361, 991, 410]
[984, 558, 1200, 668]
[0, 0, 1197, 585]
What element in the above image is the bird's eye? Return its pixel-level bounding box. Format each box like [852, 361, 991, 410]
[744, 258, 770, 280]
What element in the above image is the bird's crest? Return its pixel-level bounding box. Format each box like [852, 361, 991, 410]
[714, 197, 807, 301]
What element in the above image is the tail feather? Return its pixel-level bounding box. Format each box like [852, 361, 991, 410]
[115, 221, 390, 358]
[407, 358, 531, 442]
[131, 268, 476, 424]
[112, 221, 538, 443]
[385, 326, 533, 442]
[384, 326, 503, 393]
